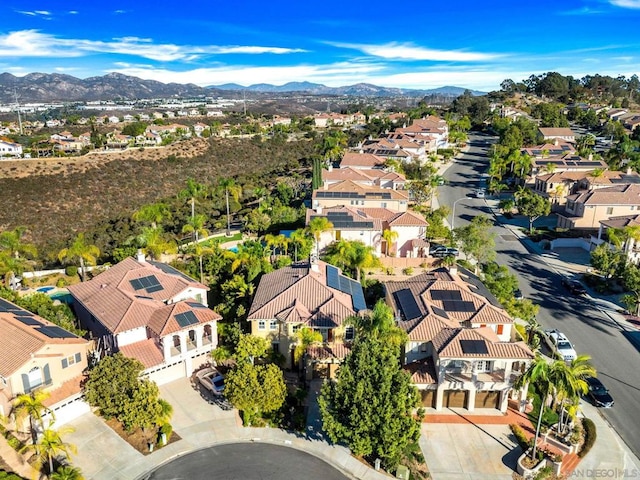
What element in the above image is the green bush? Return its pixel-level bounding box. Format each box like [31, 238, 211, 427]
[509, 423, 530, 450]
[0, 471, 29, 480]
[402, 267, 414, 276]
[65, 265, 78, 277]
[579, 418, 596, 458]
[534, 465, 553, 480]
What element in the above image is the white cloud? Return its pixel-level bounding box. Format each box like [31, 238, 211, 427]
[34, 10, 51, 15]
[331, 42, 500, 62]
[0, 30, 305, 61]
[68, 10, 79, 14]
[609, 0, 640, 8]
[16, 10, 51, 17]
[16, 11, 36, 16]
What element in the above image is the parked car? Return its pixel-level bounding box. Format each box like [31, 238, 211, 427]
[544, 329, 577, 362]
[430, 246, 459, 258]
[196, 367, 225, 395]
[561, 277, 587, 295]
[584, 376, 614, 408]
[514, 289, 524, 301]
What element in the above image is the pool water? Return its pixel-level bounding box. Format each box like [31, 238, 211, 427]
[37, 286, 55, 293]
[49, 292, 73, 304]
[228, 246, 239, 253]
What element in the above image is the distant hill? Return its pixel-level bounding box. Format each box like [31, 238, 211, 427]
[210, 81, 486, 97]
[0, 71, 486, 103]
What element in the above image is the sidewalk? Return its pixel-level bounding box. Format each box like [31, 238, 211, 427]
[63, 377, 392, 480]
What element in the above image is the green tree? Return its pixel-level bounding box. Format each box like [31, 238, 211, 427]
[453, 215, 496, 273]
[293, 327, 323, 365]
[307, 216, 333, 257]
[234, 334, 269, 365]
[0, 227, 38, 286]
[21, 424, 76, 476]
[318, 319, 422, 470]
[11, 391, 53, 444]
[57, 234, 100, 282]
[382, 229, 399, 256]
[289, 228, 312, 262]
[132, 227, 177, 261]
[224, 362, 286, 425]
[121, 121, 147, 137]
[515, 189, 551, 233]
[244, 209, 271, 236]
[552, 355, 596, 433]
[324, 240, 379, 282]
[590, 244, 624, 279]
[132, 203, 172, 229]
[51, 465, 84, 480]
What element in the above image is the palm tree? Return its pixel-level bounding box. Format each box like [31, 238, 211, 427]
[289, 229, 310, 262]
[381, 229, 399, 256]
[182, 214, 209, 244]
[353, 300, 406, 348]
[21, 424, 77, 476]
[133, 227, 177, 261]
[57, 234, 100, 282]
[0, 226, 38, 287]
[294, 327, 323, 366]
[218, 177, 242, 236]
[348, 241, 380, 282]
[156, 398, 173, 427]
[307, 217, 333, 258]
[11, 390, 53, 444]
[515, 355, 552, 461]
[132, 203, 172, 229]
[551, 355, 596, 433]
[51, 465, 84, 480]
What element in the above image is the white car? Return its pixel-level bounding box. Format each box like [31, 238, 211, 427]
[196, 367, 225, 395]
[474, 189, 486, 198]
[544, 329, 577, 362]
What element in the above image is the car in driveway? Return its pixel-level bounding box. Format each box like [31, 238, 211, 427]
[544, 329, 577, 362]
[561, 277, 587, 295]
[585, 376, 614, 408]
[196, 366, 225, 395]
[430, 245, 459, 258]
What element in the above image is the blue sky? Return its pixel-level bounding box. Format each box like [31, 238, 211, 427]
[1, 0, 639, 92]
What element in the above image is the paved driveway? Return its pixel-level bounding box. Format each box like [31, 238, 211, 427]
[420, 423, 521, 480]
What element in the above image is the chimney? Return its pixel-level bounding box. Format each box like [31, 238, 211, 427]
[448, 265, 458, 276]
[327, 163, 333, 172]
[310, 254, 320, 273]
[554, 138, 559, 146]
[316, 205, 323, 214]
[136, 249, 146, 263]
[588, 153, 593, 161]
[626, 166, 633, 175]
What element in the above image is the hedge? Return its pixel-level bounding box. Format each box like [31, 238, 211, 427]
[510, 423, 531, 450]
[579, 417, 596, 458]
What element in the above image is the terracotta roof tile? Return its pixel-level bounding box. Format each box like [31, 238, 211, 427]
[405, 357, 437, 384]
[119, 339, 164, 369]
[340, 152, 386, 168]
[433, 328, 533, 359]
[43, 375, 84, 407]
[388, 211, 428, 227]
[307, 343, 351, 360]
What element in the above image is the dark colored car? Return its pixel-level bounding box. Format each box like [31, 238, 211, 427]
[561, 277, 587, 295]
[585, 376, 614, 408]
[514, 289, 524, 301]
[430, 246, 459, 258]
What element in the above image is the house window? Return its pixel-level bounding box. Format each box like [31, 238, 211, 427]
[271, 342, 280, 353]
[420, 342, 428, 352]
[292, 324, 301, 334]
[61, 352, 82, 369]
[476, 360, 492, 372]
[606, 207, 613, 215]
[258, 320, 266, 330]
[381, 202, 387, 208]
[496, 324, 504, 335]
[450, 360, 464, 369]
[344, 325, 355, 341]
[269, 320, 278, 330]
[27, 367, 43, 390]
[22, 365, 51, 393]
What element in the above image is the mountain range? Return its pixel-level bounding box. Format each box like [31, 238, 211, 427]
[0, 72, 485, 104]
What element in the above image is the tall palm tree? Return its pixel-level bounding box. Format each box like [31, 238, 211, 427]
[515, 355, 552, 461]
[550, 355, 596, 433]
[306, 217, 333, 258]
[182, 213, 210, 243]
[381, 229, 399, 256]
[11, 390, 53, 444]
[353, 300, 406, 348]
[51, 465, 84, 480]
[217, 177, 242, 236]
[57, 234, 100, 282]
[133, 227, 177, 261]
[21, 424, 77, 476]
[289, 229, 311, 262]
[294, 327, 323, 365]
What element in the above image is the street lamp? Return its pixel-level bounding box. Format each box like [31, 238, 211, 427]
[450, 197, 466, 231]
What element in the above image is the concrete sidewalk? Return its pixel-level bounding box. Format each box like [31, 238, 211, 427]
[63, 377, 391, 480]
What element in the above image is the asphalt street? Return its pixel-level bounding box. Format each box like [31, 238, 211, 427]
[439, 133, 640, 461]
[145, 443, 350, 480]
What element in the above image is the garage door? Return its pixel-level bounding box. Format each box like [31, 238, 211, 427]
[444, 390, 468, 408]
[475, 390, 500, 409]
[421, 390, 436, 408]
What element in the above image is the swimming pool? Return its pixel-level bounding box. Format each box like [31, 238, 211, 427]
[37, 286, 56, 293]
[227, 246, 239, 253]
[49, 291, 73, 304]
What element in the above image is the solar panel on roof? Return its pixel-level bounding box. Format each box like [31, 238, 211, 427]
[442, 300, 476, 312]
[394, 289, 421, 320]
[175, 311, 199, 328]
[431, 290, 462, 301]
[131, 275, 164, 294]
[15, 316, 43, 326]
[186, 301, 207, 309]
[146, 284, 164, 293]
[37, 326, 76, 339]
[130, 278, 144, 291]
[460, 339, 488, 354]
[326, 265, 340, 290]
[326, 264, 366, 311]
[431, 305, 449, 319]
[0, 298, 23, 312]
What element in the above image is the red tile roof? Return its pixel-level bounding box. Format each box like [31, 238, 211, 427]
[432, 328, 533, 360]
[340, 152, 386, 168]
[119, 339, 165, 369]
[307, 343, 351, 360]
[405, 357, 437, 384]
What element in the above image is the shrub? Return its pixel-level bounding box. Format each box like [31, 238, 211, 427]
[159, 423, 173, 443]
[510, 423, 530, 450]
[579, 418, 596, 458]
[534, 465, 553, 480]
[402, 267, 414, 276]
[65, 265, 78, 277]
[56, 277, 68, 288]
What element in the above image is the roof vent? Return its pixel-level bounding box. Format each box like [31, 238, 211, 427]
[100, 284, 107, 289]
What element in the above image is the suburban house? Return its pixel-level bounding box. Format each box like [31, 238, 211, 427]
[534, 169, 640, 207]
[306, 206, 428, 257]
[557, 184, 640, 229]
[592, 214, 640, 264]
[360, 138, 414, 163]
[312, 180, 409, 212]
[68, 254, 220, 385]
[0, 298, 91, 425]
[247, 260, 366, 374]
[623, 114, 640, 131]
[384, 268, 533, 412]
[395, 116, 449, 150]
[538, 127, 576, 143]
[339, 152, 386, 170]
[322, 163, 406, 190]
[0, 139, 23, 158]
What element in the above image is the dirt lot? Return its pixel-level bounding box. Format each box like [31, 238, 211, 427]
[0, 137, 209, 179]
